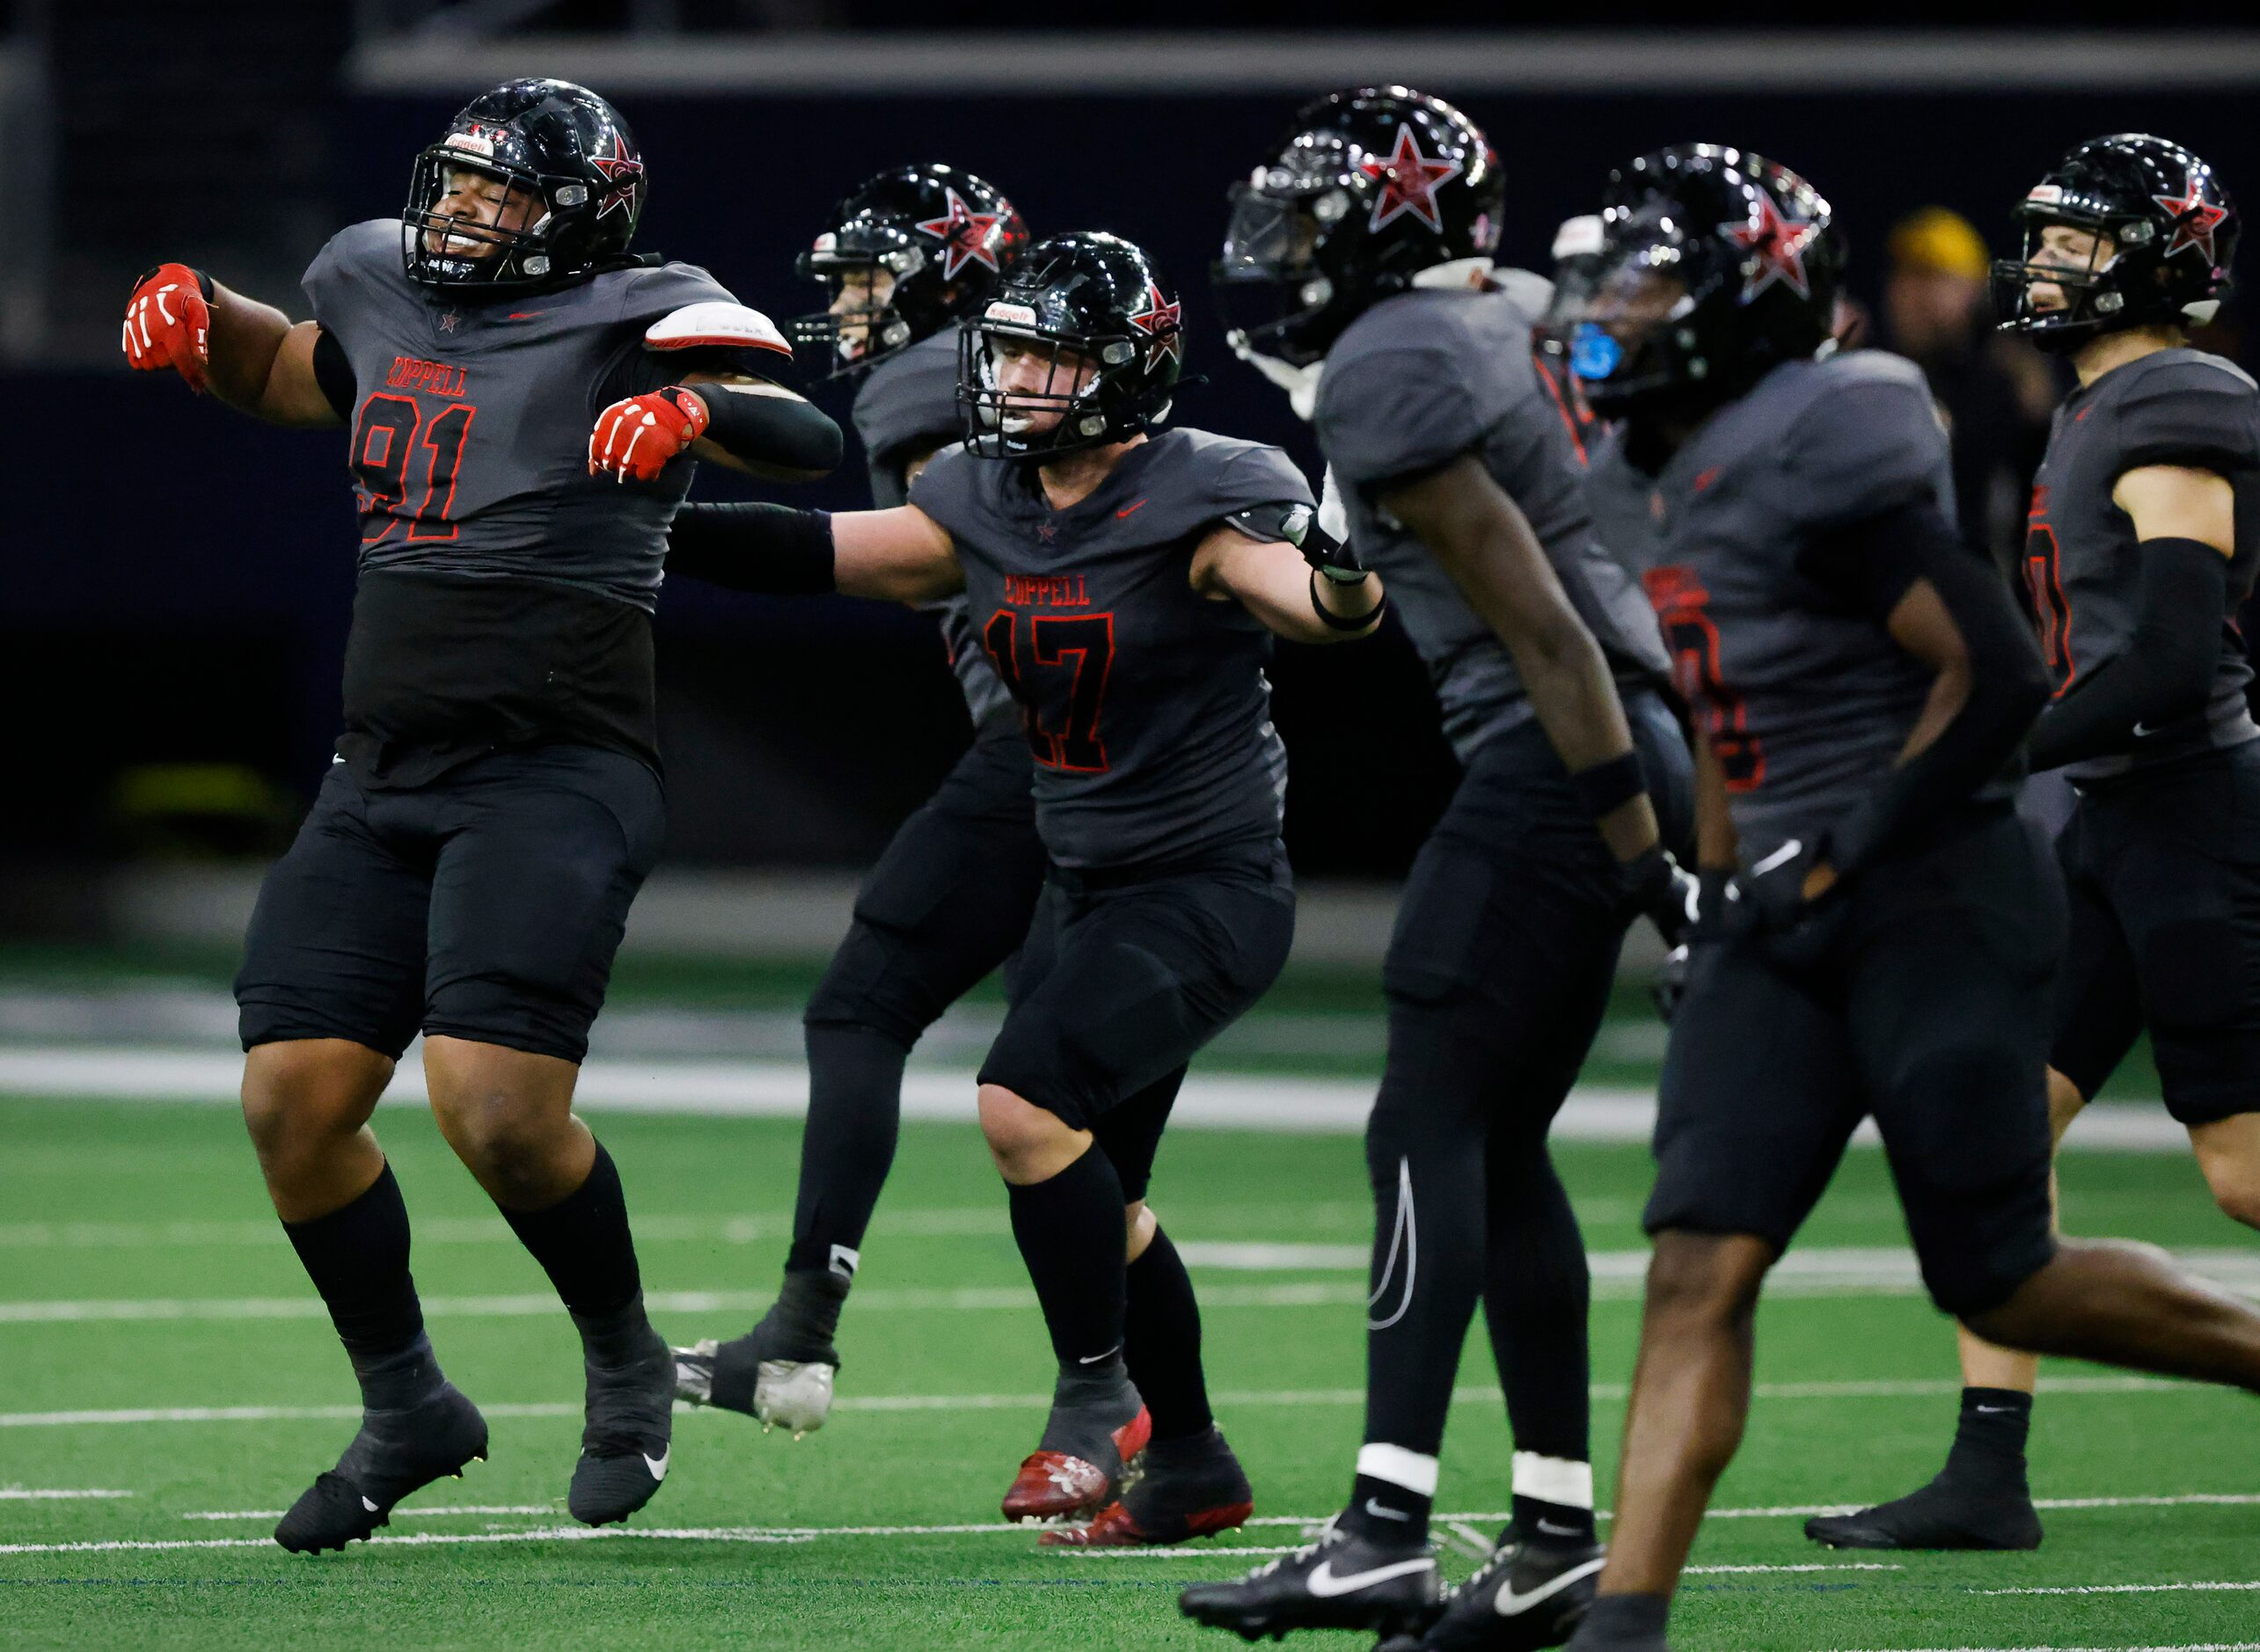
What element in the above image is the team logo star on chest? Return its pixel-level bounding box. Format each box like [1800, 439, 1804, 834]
[916, 187, 1005, 280]
[1035, 522, 1058, 543]
[1722, 192, 1818, 301]
[1360, 124, 1463, 233]
[2152, 174, 2230, 263]
[589, 132, 645, 221]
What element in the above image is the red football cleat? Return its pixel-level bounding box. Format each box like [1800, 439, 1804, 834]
[1002, 1400, 1152, 1523]
[1042, 1424, 1254, 1547]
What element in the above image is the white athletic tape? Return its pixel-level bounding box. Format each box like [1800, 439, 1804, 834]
[1354, 1442, 1439, 1496]
[1510, 1451, 1594, 1510]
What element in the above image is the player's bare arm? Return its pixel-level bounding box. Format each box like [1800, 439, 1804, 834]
[830, 505, 965, 603]
[2114, 462, 2235, 550]
[1380, 454, 1660, 861]
[1188, 516, 1385, 644]
[123, 267, 341, 428]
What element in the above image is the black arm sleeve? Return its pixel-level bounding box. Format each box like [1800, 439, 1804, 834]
[1794, 498, 2050, 876]
[694, 383, 845, 475]
[665, 502, 836, 595]
[311, 325, 355, 421]
[2025, 536, 2231, 772]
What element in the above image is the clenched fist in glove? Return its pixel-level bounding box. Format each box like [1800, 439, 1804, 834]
[122, 264, 212, 392]
[589, 387, 710, 483]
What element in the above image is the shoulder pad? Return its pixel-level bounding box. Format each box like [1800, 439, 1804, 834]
[646, 303, 792, 359]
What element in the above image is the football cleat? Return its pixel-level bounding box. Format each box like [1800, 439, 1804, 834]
[1041, 1424, 1253, 1548]
[673, 1272, 846, 1438]
[568, 1322, 676, 1526]
[1002, 1370, 1150, 1524]
[1178, 1515, 1440, 1641]
[1803, 1474, 2042, 1551]
[273, 1383, 488, 1554]
[1384, 1528, 1605, 1650]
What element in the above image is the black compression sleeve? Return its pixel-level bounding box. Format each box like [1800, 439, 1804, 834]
[311, 326, 355, 421]
[2025, 536, 2231, 772]
[1795, 499, 2049, 875]
[666, 502, 836, 595]
[693, 384, 844, 474]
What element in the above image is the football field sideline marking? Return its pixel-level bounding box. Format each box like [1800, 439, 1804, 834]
[0, 1489, 131, 1500]
[0, 1047, 2201, 1150]
[1978, 1582, 2260, 1596]
[0, 1377, 2216, 1429]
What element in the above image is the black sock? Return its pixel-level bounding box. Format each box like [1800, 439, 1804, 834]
[501, 1141, 647, 1362]
[1125, 1226, 1211, 1442]
[1484, 1140, 1593, 1491]
[282, 1163, 441, 1412]
[764, 1266, 851, 1356]
[1942, 1386, 2034, 1495]
[783, 1023, 909, 1279]
[1576, 1592, 1669, 1645]
[1345, 1468, 1432, 1546]
[1006, 1144, 1128, 1371]
[1513, 1489, 1597, 1544]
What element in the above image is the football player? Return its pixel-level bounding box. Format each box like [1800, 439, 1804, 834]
[669, 164, 1037, 1440]
[1809, 135, 2260, 1554]
[663, 230, 1385, 1546]
[1557, 145, 2260, 1652]
[1181, 89, 1691, 1649]
[121, 78, 839, 1552]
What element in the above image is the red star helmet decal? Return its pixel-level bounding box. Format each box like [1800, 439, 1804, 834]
[1721, 190, 1818, 301]
[2153, 175, 2230, 263]
[1360, 124, 1463, 234]
[589, 131, 645, 221]
[1126, 281, 1182, 368]
[915, 188, 1006, 280]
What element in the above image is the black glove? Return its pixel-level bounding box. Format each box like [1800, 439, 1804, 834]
[1731, 836, 1850, 970]
[1649, 866, 1725, 1023]
[1652, 942, 1692, 1023]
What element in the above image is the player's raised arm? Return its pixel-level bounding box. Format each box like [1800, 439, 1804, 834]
[1379, 455, 1661, 861]
[589, 301, 844, 485]
[122, 266, 345, 428]
[1189, 502, 1386, 644]
[666, 501, 963, 604]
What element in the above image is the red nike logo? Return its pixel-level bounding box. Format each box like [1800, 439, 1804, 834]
[1115, 499, 1148, 518]
[507, 311, 545, 320]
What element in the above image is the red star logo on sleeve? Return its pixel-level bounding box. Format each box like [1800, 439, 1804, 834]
[915, 188, 1006, 280]
[589, 132, 645, 221]
[1359, 124, 1464, 234]
[2152, 175, 2230, 263]
[1721, 191, 1817, 301]
[1126, 281, 1182, 369]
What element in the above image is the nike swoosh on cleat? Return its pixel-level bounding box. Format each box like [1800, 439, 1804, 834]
[1533, 1519, 1584, 1538]
[643, 1448, 669, 1480]
[1751, 837, 1803, 876]
[361, 1495, 379, 1513]
[1306, 1557, 1436, 1597]
[1495, 1555, 1605, 1617]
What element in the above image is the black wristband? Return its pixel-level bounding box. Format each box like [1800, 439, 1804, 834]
[1308, 568, 1385, 632]
[1568, 749, 1646, 820]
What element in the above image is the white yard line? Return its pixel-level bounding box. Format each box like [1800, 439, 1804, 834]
[182, 1504, 554, 1522]
[0, 1489, 131, 1500]
[1978, 1582, 2260, 1596]
[1824, 1644, 2260, 1651]
[0, 1526, 818, 1557]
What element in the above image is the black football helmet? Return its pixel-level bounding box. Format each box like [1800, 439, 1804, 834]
[1213, 85, 1503, 367]
[1571, 144, 1845, 421]
[789, 164, 1030, 379]
[961, 231, 1182, 460]
[1993, 134, 2236, 354]
[404, 78, 647, 292]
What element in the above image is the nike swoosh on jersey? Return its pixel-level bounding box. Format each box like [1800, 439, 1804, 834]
[643, 1447, 670, 1480]
[1115, 499, 1149, 518]
[1495, 1555, 1605, 1616]
[1306, 1556, 1436, 1597]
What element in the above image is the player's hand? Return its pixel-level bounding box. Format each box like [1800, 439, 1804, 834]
[122, 264, 211, 392]
[1652, 943, 1691, 1022]
[589, 387, 710, 483]
[1622, 846, 1699, 947]
[1298, 513, 1369, 584]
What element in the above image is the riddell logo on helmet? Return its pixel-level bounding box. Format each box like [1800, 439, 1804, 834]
[986, 302, 1039, 325]
[2026, 184, 2065, 204]
[444, 132, 496, 157]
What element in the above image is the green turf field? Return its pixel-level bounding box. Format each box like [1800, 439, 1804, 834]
[1, 1095, 2255, 1650]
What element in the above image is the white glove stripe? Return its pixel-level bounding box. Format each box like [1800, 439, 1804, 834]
[618, 423, 647, 481]
[155, 288, 178, 326]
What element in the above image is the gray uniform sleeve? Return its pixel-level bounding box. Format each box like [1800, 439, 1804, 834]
[853, 332, 965, 504]
[1315, 333, 1508, 493]
[2112, 362, 2260, 479]
[301, 220, 397, 355]
[1211, 442, 1319, 517]
[1781, 374, 1953, 533]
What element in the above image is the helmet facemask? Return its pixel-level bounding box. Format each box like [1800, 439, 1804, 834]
[1574, 208, 1728, 420]
[403, 151, 565, 290]
[1212, 176, 1347, 368]
[790, 229, 926, 376]
[1991, 207, 2189, 355]
[961, 311, 1159, 460]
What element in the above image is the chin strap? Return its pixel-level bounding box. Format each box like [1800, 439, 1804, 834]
[1227, 331, 1324, 421]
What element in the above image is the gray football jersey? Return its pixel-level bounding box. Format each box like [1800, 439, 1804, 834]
[1314, 285, 1668, 763]
[1584, 351, 1956, 868]
[305, 218, 746, 610]
[2024, 347, 2260, 783]
[851, 329, 1013, 727]
[910, 429, 1313, 869]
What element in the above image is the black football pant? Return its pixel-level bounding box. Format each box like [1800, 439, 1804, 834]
[1364, 694, 1693, 1467]
[786, 720, 1046, 1280]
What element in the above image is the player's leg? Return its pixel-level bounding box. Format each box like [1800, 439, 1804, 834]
[234, 766, 488, 1553]
[677, 727, 1044, 1431]
[2190, 1112, 2260, 1227]
[1046, 1071, 1258, 1548]
[988, 851, 1295, 1528]
[1566, 933, 1864, 1652]
[417, 746, 671, 1527]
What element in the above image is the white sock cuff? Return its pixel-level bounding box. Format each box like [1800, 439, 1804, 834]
[1511, 1451, 1593, 1509]
[1356, 1443, 1440, 1497]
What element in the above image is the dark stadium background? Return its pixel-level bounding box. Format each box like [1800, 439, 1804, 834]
[6, 3, 2258, 936]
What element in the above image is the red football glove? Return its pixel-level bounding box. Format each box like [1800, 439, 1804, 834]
[589, 387, 710, 483]
[122, 263, 211, 392]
